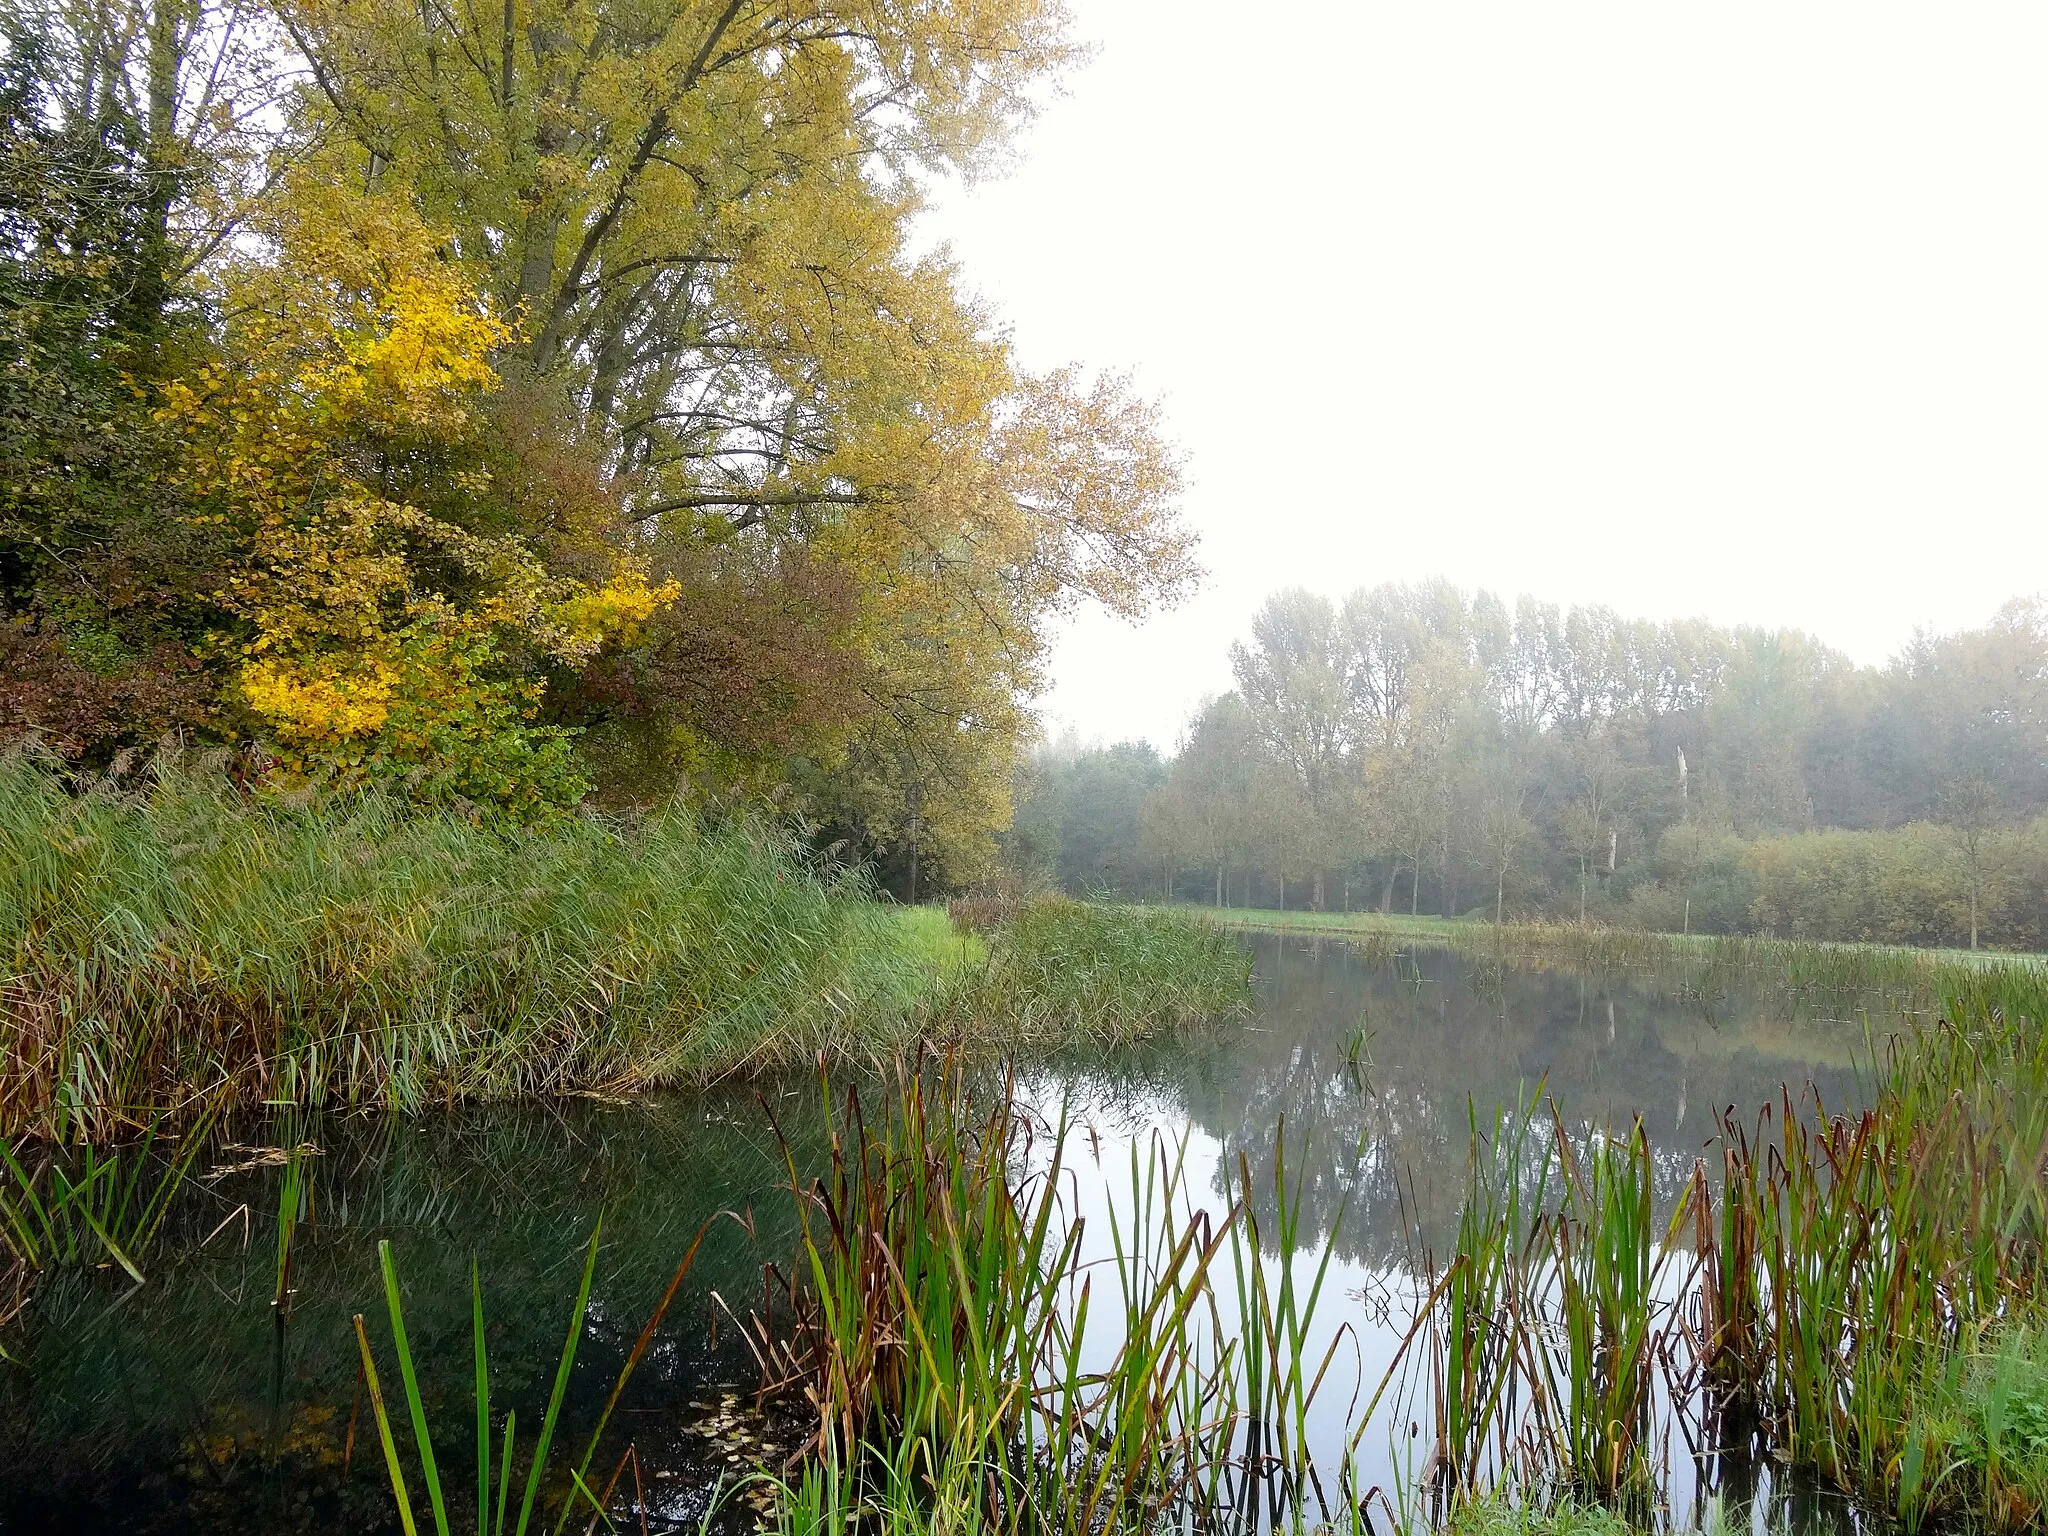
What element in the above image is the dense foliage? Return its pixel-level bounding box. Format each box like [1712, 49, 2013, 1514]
[0, 0, 1192, 875]
[0, 750, 937, 1137]
[1017, 583, 2048, 948]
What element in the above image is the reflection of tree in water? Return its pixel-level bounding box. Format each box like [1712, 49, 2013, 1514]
[1175, 934, 1874, 1267]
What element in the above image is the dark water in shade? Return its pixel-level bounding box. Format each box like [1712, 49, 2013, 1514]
[0, 933, 1908, 1533]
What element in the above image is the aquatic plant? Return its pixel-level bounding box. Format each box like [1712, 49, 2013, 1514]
[0, 755, 1244, 1142]
[936, 895, 1255, 1043]
[1401, 1098, 1696, 1523]
[333, 963, 2043, 1535]
[1705, 974, 2048, 1531]
[1399, 969, 2048, 1534]
[354, 1222, 710, 1536]
[745, 1055, 1348, 1534]
[0, 1105, 220, 1322]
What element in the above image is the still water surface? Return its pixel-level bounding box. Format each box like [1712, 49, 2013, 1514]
[0, 932, 1910, 1532]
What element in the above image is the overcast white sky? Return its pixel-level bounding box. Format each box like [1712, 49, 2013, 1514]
[918, 1, 2048, 751]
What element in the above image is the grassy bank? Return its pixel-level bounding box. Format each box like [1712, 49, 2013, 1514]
[0, 755, 1248, 1143]
[939, 894, 1253, 1044]
[1204, 904, 2047, 993]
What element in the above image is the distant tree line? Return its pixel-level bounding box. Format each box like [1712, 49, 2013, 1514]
[1008, 584, 2048, 950]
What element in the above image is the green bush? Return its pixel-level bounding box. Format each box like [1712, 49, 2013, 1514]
[1747, 817, 2048, 950]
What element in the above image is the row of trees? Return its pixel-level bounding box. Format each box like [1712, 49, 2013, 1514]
[0, 0, 1191, 873]
[1013, 584, 2048, 948]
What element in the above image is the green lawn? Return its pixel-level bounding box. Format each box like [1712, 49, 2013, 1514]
[1180, 903, 2046, 969]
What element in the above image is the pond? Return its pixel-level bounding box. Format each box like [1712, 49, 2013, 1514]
[0, 932, 1917, 1533]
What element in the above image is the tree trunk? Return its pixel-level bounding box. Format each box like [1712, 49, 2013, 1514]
[1380, 867, 1395, 912]
[1313, 870, 1326, 911]
[1278, 874, 1285, 911]
[134, 0, 185, 332]
[1496, 866, 1505, 928]
[1216, 866, 1224, 907]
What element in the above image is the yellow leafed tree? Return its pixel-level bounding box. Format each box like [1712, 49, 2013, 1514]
[271, 0, 1196, 868]
[159, 184, 676, 815]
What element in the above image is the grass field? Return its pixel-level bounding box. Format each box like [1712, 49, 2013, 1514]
[1190, 903, 2048, 979]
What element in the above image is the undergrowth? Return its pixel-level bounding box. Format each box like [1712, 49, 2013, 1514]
[0, 754, 1249, 1145]
[940, 895, 1254, 1043]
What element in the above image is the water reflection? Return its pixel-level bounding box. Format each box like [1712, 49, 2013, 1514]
[0, 933, 1894, 1532]
[1166, 934, 1883, 1266]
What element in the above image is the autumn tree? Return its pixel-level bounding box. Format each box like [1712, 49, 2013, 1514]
[2, 0, 1195, 851]
[0, 0, 282, 757]
[1232, 590, 1360, 908]
[272, 0, 1195, 845]
[155, 185, 678, 812]
[1170, 693, 1262, 905]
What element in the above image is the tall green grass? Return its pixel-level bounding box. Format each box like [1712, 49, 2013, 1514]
[342, 1057, 1349, 1535]
[1407, 1100, 1693, 1523]
[744, 1055, 1346, 1534]
[1700, 972, 2048, 1531]
[0, 1106, 219, 1325]
[940, 896, 1255, 1044]
[352, 1222, 714, 1536]
[0, 756, 1248, 1143]
[0, 750, 941, 1138]
[1402, 968, 2048, 1534]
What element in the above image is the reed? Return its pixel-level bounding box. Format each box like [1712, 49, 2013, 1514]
[352, 1221, 710, 1536]
[1404, 968, 2048, 1533]
[335, 985, 2044, 1533]
[0, 754, 1245, 1143]
[1404, 1098, 1694, 1524]
[0, 1104, 219, 1321]
[744, 1055, 1346, 1534]
[1428, 1096, 1550, 1502]
[0, 750, 940, 1138]
[1540, 1119, 1692, 1511]
[1712, 974, 2048, 1530]
[938, 896, 1255, 1044]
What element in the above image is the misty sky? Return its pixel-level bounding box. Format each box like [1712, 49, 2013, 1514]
[919, 1, 2048, 751]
